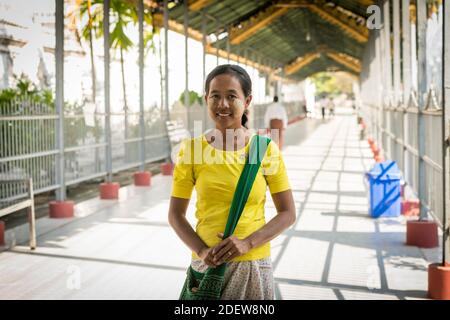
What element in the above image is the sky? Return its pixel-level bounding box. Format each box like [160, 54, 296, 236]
[0, 0, 286, 115]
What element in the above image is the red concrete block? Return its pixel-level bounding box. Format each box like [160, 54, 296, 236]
[134, 171, 151, 186]
[161, 163, 174, 176]
[49, 200, 74, 218]
[428, 263, 450, 300]
[406, 220, 439, 248]
[0, 220, 5, 246]
[401, 199, 420, 217]
[100, 182, 120, 200]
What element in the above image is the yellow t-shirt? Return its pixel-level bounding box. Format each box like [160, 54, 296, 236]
[171, 133, 291, 261]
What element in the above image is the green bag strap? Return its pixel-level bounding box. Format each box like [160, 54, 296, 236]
[222, 134, 271, 238]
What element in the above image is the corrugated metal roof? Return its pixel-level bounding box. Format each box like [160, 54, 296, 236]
[160, 0, 373, 81]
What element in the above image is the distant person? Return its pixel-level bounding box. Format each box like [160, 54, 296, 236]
[264, 96, 288, 149]
[321, 97, 328, 119]
[329, 98, 335, 117]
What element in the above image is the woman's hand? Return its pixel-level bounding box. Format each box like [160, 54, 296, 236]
[210, 233, 252, 264]
[197, 246, 219, 267]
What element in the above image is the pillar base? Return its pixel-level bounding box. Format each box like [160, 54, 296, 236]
[428, 263, 450, 300]
[406, 220, 439, 248]
[401, 199, 420, 217]
[49, 200, 74, 218]
[134, 171, 151, 186]
[100, 182, 120, 200]
[0, 220, 5, 246]
[161, 163, 174, 176]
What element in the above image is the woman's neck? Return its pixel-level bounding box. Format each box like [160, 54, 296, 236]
[206, 126, 250, 151]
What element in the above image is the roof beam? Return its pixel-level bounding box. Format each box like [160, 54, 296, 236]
[325, 50, 361, 74]
[284, 52, 321, 75]
[284, 45, 361, 76]
[229, 5, 291, 45]
[153, 13, 282, 78]
[204, 44, 276, 75]
[308, 3, 368, 43]
[153, 12, 203, 41]
[188, 0, 213, 11]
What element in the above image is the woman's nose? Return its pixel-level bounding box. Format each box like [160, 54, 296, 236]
[218, 98, 230, 108]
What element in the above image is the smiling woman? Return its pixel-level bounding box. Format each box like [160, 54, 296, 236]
[168, 64, 296, 300]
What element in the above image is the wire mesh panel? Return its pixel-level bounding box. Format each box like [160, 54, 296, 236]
[404, 107, 419, 191]
[0, 98, 58, 204]
[63, 105, 106, 184]
[391, 108, 405, 171]
[423, 110, 444, 225]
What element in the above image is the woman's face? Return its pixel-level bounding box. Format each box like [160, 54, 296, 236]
[205, 74, 252, 130]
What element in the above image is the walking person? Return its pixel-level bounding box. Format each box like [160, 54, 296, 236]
[264, 96, 288, 149]
[168, 64, 296, 300]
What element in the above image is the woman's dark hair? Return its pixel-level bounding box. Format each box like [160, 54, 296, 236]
[204, 64, 252, 128]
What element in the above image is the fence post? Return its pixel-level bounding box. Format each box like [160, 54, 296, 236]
[393, 0, 401, 106]
[99, 0, 120, 199]
[133, 0, 151, 187]
[55, 0, 65, 202]
[405, 0, 439, 250]
[49, 0, 75, 218]
[184, 0, 190, 134]
[402, 0, 411, 176]
[428, 0, 450, 300]
[416, 0, 427, 220]
[164, 0, 169, 120]
[443, 0, 450, 270]
[202, 9, 207, 129]
[138, 0, 145, 171]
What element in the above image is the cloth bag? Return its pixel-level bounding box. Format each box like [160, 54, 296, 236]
[179, 135, 271, 300]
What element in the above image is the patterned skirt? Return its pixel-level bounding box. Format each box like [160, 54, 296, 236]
[190, 257, 274, 300]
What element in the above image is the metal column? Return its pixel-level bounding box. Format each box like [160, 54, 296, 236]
[383, 0, 392, 101]
[138, 0, 145, 170]
[401, 0, 411, 177]
[55, 0, 65, 201]
[215, 20, 219, 66]
[226, 26, 230, 63]
[184, 0, 189, 132]
[442, 0, 450, 265]
[402, 0, 411, 104]
[164, 0, 169, 117]
[416, 0, 427, 219]
[103, 0, 112, 182]
[201, 9, 207, 127]
[393, 0, 401, 105]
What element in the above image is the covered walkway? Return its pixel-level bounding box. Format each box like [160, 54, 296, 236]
[0, 0, 449, 301]
[0, 114, 439, 299]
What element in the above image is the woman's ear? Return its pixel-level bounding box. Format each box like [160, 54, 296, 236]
[245, 94, 253, 108]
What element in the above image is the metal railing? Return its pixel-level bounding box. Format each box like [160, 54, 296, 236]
[0, 97, 305, 206]
[361, 88, 444, 228]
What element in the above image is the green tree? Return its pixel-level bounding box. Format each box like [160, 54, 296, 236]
[71, 0, 104, 104]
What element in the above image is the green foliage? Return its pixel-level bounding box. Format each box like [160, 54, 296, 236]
[310, 72, 353, 98]
[0, 74, 54, 109]
[178, 90, 203, 107]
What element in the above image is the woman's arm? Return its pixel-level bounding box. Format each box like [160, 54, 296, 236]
[168, 196, 218, 267]
[211, 189, 296, 264]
